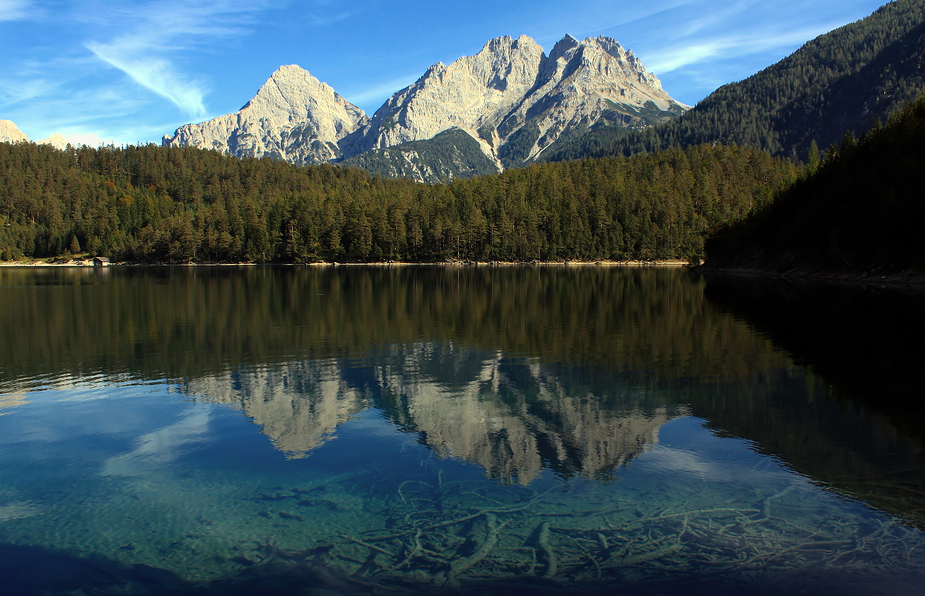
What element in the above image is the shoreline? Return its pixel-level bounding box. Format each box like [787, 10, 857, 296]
[0, 258, 692, 268]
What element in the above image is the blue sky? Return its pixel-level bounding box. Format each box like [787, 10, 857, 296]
[0, 0, 889, 146]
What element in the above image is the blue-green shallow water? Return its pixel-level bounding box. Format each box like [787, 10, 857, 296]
[0, 266, 924, 595]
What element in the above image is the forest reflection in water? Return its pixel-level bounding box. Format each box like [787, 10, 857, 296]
[0, 266, 924, 594]
[702, 273, 925, 526]
[0, 265, 793, 483]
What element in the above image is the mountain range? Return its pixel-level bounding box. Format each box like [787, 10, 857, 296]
[162, 34, 688, 182]
[4, 0, 924, 187]
[162, 0, 925, 181]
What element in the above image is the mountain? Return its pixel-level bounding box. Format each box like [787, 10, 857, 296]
[163, 34, 687, 181]
[348, 35, 685, 171]
[0, 120, 30, 144]
[545, 0, 925, 163]
[38, 133, 69, 150]
[162, 64, 369, 165]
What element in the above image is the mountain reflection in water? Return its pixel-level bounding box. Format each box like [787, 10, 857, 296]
[183, 348, 682, 483]
[0, 266, 924, 594]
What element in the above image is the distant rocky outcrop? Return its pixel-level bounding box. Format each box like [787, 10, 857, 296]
[0, 120, 30, 144]
[163, 35, 687, 181]
[1, 120, 71, 149]
[162, 65, 369, 166]
[38, 134, 69, 150]
[341, 127, 500, 183]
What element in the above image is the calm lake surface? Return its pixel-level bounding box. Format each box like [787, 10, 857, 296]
[1, 266, 923, 595]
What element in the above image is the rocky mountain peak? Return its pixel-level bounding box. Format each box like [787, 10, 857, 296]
[351, 34, 547, 157]
[0, 119, 30, 144]
[163, 64, 368, 165]
[576, 35, 663, 90]
[38, 133, 69, 150]
[549, 34, 581, 61]
[482, 34, 542, 58]
[244, 65, 347, 114]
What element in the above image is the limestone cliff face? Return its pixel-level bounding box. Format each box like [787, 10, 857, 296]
[162, 65, 369, 165]
[0, 120, 30, 144]
[349, 35, 546, 163]
[505, 34, 688, 162]
[354, 34, 688, 167]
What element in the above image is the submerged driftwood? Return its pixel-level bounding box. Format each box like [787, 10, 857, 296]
[229, 466, 924, 593]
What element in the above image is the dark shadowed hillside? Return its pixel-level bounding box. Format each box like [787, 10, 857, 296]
[701, 91, 925, 278]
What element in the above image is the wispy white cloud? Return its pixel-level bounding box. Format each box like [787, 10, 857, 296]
[546, 0, 700, 43]
[76, 0, 273, 40]
[83, 0, 278, 117]
[0, 70, 173, 144]
[0, 0, 33, 21]
[644, 24, 838, 74]
[0, 77, 60, 107]
[679, 0, 759, 37]
[86, 41, 208, 118]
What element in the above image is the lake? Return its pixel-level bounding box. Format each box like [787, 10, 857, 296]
[1, 265, 923, 595]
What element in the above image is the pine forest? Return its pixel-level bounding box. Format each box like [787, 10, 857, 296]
[0, 142, 797, 264]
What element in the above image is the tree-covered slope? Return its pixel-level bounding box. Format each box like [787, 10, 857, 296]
[339, 128, 500, 183]
[544, 0, 925, 163]
[0, 140, 796, 264]
[702, 92, 925, 277]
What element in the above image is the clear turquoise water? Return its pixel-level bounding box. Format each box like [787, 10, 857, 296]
[0, 266, 923, 595]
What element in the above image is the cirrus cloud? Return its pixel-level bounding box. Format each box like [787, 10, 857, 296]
[86, 40, 208, 118]
[83, 0, 278, 117]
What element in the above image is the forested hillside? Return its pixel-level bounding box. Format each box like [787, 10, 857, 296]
[0, 141, 797, 264]
[339, 128, 499, 183]
[702, 92, 925, 276]
[544, 0, 925, 163]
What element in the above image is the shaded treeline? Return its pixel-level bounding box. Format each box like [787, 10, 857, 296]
[0, 141, 797, 263]
[703, 91, 925, 275]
